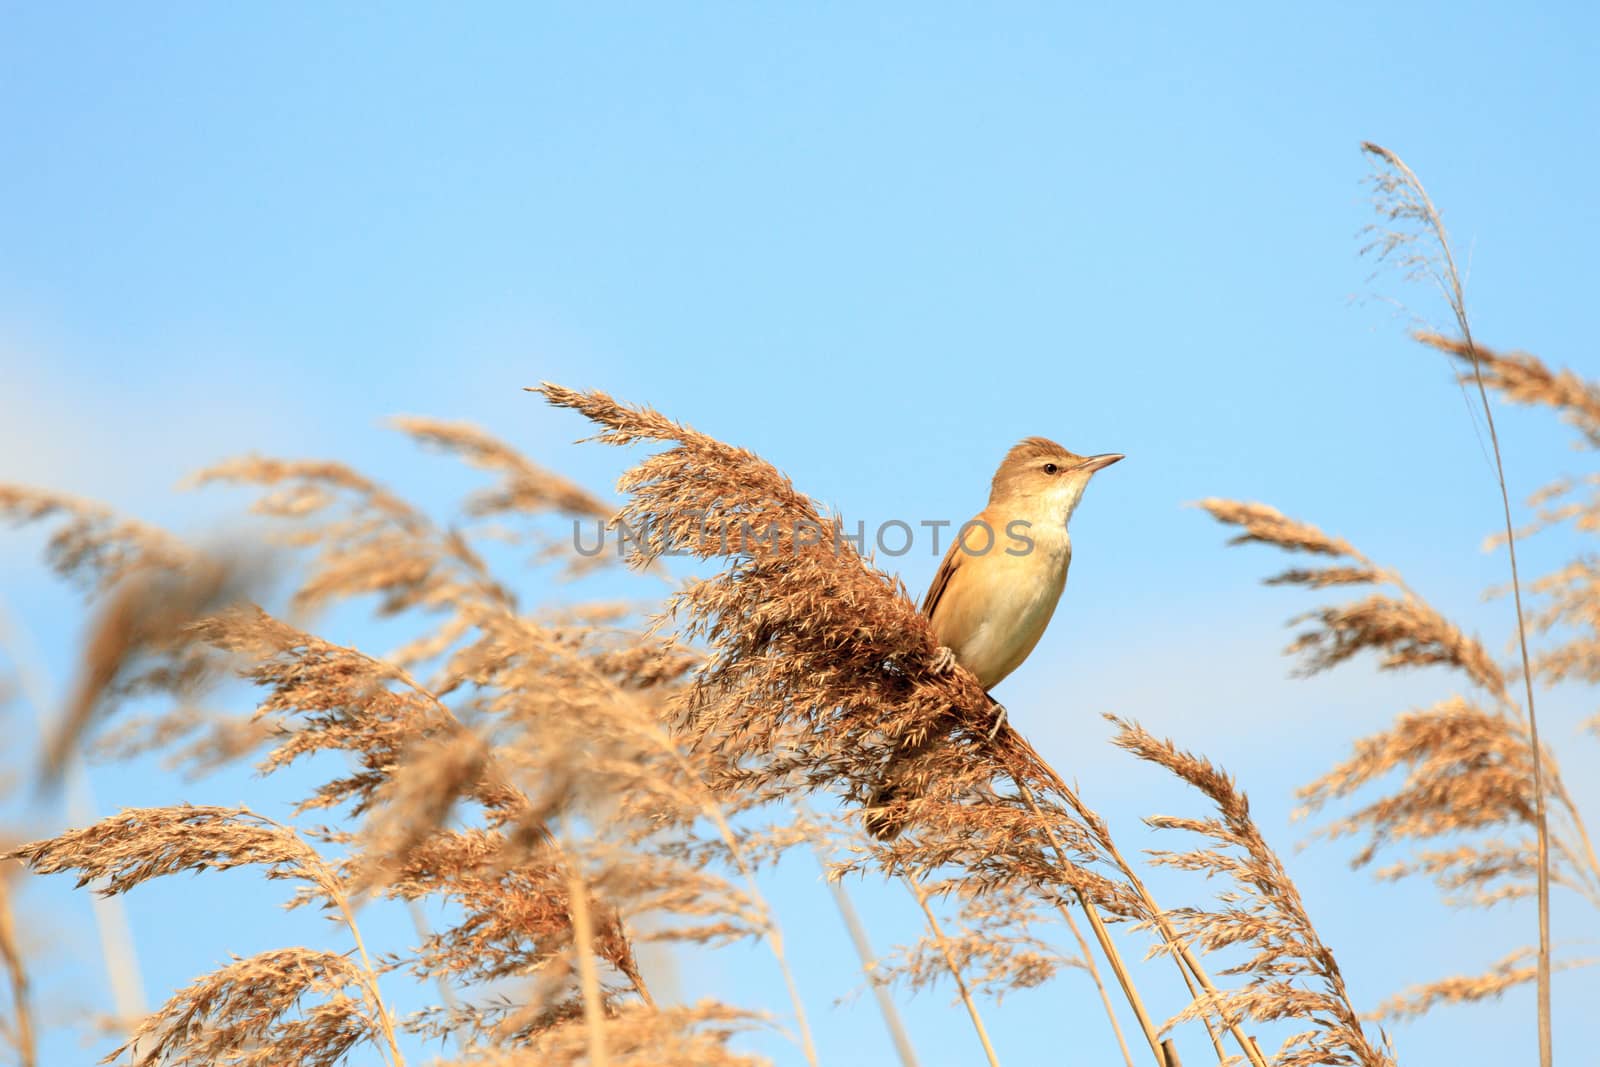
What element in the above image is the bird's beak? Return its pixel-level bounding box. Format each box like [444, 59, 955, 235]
[1081, 453, 1124, 473]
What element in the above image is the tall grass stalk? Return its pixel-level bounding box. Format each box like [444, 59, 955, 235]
[1363, 140, 1552, 1065]
[905, 874, 1002, 1067]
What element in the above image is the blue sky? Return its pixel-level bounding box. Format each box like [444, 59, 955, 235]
[4, 4, 1600, 1065]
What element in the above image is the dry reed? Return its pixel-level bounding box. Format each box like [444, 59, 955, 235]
[7, 145, 1599, 1066]
[2, 388, 1386, 1067]
[0, 853, 35, 1067]
[1364, 141, 1554, 1064]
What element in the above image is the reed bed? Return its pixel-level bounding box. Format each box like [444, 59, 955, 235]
[1, 145, 1594, 1066]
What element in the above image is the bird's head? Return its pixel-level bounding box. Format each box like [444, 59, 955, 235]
[988, 436, 1123, 523]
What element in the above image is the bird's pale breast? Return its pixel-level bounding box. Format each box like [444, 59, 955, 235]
[928, 521, 1071, 689]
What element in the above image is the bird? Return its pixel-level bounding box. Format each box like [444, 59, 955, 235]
[866, 437, 1123, 839]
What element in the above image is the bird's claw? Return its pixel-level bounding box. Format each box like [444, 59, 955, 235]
[986, 702, 1008, 741]
[930, 645, 956, 675]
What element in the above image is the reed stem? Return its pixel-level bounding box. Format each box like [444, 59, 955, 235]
[906, 874, 1002, 1067]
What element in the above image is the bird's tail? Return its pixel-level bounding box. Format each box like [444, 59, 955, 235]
[862, 780, 905, 841]
[863, 693, 1006, 840]
[863, 733, 939, 841]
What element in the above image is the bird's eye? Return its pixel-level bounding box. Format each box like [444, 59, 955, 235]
[1043, 462, 1059, 475]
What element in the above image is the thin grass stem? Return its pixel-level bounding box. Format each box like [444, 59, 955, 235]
[1008, 753, 1264, 1067]
[812, 842, 919, 1067]
[1364, 140, 1552, 1066]
[905, 874, 1002, 1067]
[1058, 902, 1138, 1067]
[564, 843, 610, 1067]
[331, 891, 406, 1067]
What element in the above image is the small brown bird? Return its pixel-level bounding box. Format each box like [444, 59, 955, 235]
[925, 437, 1123, 696]
[867, 437, 1122, 838]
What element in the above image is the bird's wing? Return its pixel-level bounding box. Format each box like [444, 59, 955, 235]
[920, 531, 966, 621]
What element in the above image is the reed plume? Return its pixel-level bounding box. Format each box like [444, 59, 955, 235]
[1111, 718, 1395, 1067]
[0, 379, 1423, 1066]
[1202, 497, 1600, 1019]
[1362, 141, 1555, 1062]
